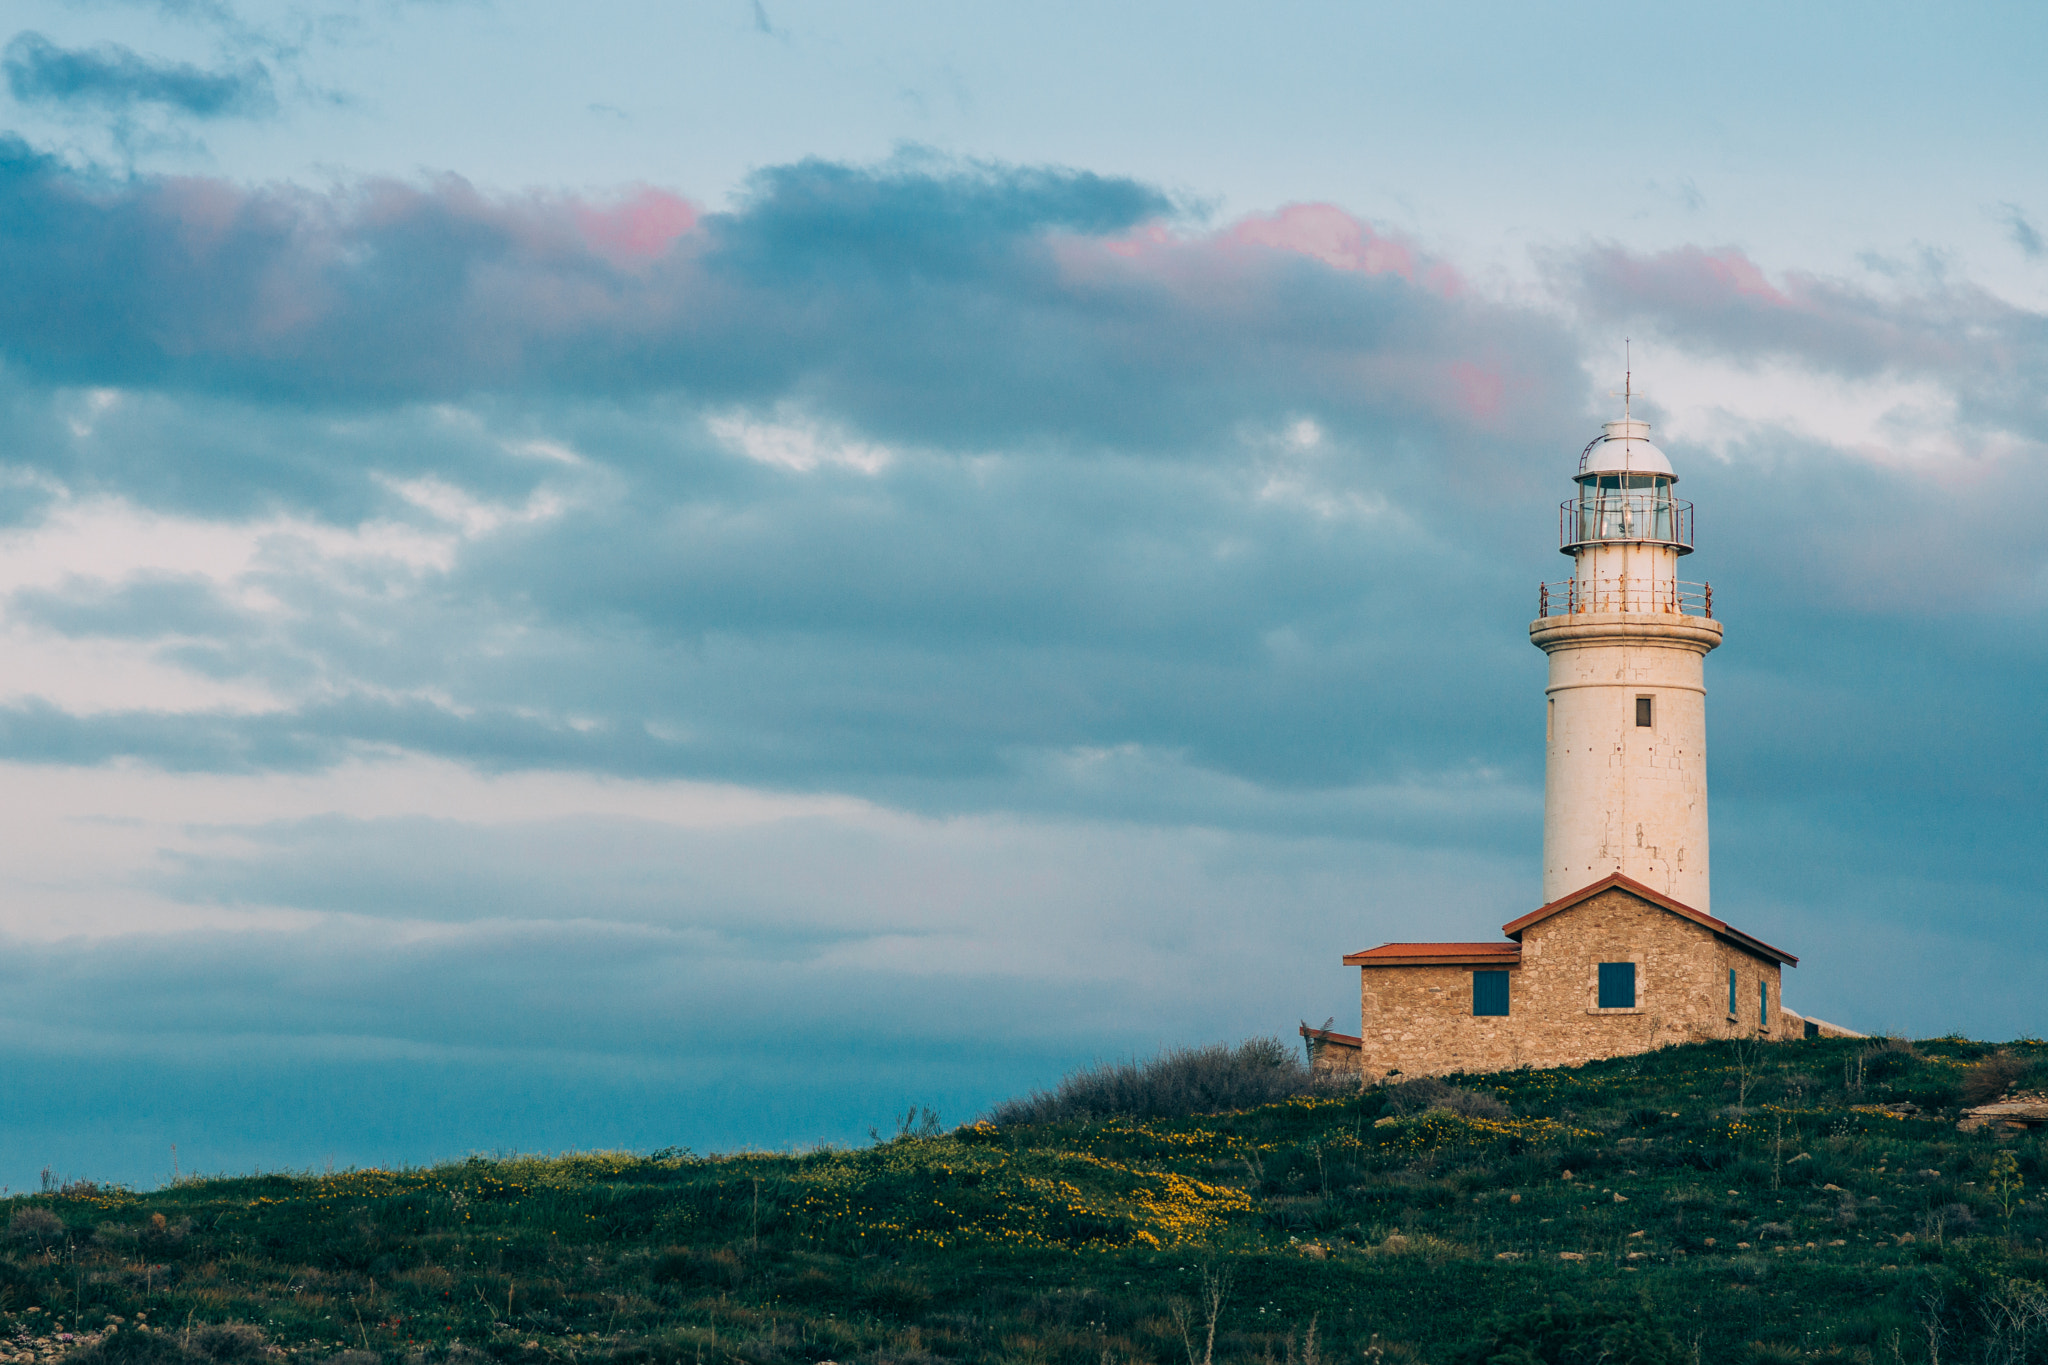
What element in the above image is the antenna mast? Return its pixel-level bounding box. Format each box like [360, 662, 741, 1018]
[1624, 339, 1632, 421]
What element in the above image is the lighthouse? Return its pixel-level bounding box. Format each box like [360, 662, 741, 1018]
[1530, 411, 1721, 911]
[1311, 390, 1865, 1078]
[1311, 393, 1861, 1081]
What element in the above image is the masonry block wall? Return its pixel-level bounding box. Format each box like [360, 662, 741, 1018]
[1354, 885, 1792, 1080]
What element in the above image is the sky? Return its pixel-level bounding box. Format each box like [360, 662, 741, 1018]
[0, 0, 2042, 1190]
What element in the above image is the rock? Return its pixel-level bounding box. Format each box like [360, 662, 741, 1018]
[1613, 1193, 1629, 1203]
[1958, 1094, 2048, 1133]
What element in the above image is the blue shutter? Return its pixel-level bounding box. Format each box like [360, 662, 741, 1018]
[1729, 968, 1737, 1015]
[1473, 970, 1510, 1016]
[1598, 961, 1636, 1009]
[1760, 978, 1769, 1027]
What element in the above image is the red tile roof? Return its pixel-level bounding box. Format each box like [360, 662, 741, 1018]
[1298, 1023, 1362, 1047]
[1339, 874, 1799, 972]
[1500, 872, 1798, 966]
[1342, 941, 1523, 967]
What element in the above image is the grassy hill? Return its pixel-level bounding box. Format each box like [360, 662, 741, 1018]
[3, 1036, 2045, 1365]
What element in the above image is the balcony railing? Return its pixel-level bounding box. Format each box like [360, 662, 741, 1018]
[1538, 577, 1713, 619]
[1560, 493, 1693, 552]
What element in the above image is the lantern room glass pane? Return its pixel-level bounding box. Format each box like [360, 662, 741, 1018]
[1574, 476, 1676, 543]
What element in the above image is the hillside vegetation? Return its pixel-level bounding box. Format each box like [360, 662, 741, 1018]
[3, 1036, 2046, 1365]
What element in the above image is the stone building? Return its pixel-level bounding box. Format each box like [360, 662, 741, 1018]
[1312, 399, 1856, 1081]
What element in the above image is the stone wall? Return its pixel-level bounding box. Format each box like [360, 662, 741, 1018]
[1356, 886, 1792, 1079]
[1300, 1024, 1363, 1076]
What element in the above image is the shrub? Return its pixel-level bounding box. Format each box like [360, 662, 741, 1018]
[1452, 1299, 1687, 1365]
[1926, 1203, 1977, 1240]
[1961, 1052, 2029, 1106]
[139, 1213, 193, 1255]
[188, 1326, 269, 1364]
[650, 1247, 744, 1290]
[7, 1207, 63, 1251]
[1861, 1039, 1919, 1083]
[63, 1331, 204, 1365]
[985, 1037, 1316, 1125]
[1385, 1077, 1510, 1120]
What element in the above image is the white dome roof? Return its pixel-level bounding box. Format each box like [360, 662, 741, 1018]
[1577, 419, 1676, 479]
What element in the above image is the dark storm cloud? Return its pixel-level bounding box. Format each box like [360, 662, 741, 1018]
[2, 32, 276, 118]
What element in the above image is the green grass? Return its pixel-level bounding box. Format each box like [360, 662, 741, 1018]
[5, 1036, 2047, 1365]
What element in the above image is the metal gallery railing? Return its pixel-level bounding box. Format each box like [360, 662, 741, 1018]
[1538, 577, 1713, 618]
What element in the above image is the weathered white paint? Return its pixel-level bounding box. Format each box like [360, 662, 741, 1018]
[1532, 419, 1721, 911]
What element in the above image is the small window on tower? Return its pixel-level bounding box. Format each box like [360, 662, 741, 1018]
[1635, 696, 1654, 727]
[1728, 968, 1738, 1016]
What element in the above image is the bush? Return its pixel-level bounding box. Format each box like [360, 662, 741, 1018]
[1452, 1299, 1687, 1365]
[1861, 1039, 1919, 1082]
[188, 1325, 269, 1364]
[985, 1037, 1317, 1125]
[650, 1247, 744, 1290]
[7, 1207, 63, 1251]
[1961, 1052, 2029, 1106]
[63, 1331, 204, 1365]
[1385, 1077, 1510, 1119]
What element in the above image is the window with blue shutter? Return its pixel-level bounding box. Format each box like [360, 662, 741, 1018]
[1760, 978, 1769, 1027]
[1597, 961, 1636, 1009]
[1473, 970, 1510, 1016]
[1729, 968, 1737, 1016]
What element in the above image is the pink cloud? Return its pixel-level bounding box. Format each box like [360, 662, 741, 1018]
[1585, 244, 1799, 312]
[1061, 203, 1464, 302]
[574, 188, 698, 265]
[1228, 203, 1462, 296]
[1229, 203, 1412, 275]
[1449, 360, 1505, 421]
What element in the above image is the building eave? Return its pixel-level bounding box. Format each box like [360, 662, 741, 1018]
[1500, 872, 1798, 967]
[1342, 943, 1524, 969]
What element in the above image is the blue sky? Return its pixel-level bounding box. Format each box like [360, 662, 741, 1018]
[0, 0, 2042, 1190]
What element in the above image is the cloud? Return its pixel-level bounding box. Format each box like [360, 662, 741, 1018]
[1561, 241, 2048, 476]
[0, 143, 2040, 1174]
[1997, 202, 2044, 260]
[2, 32, 276, 119]
[0, 145, 1577, 467]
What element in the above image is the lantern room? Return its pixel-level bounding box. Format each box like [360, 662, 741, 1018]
[1561, 419, 1692, 553]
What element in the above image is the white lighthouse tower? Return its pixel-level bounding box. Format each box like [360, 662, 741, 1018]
[1530, 402, 1722, 911]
